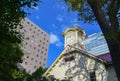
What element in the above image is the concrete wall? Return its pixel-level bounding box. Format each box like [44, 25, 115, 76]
[17, 18, 50, 74]
[107, 66, 118, 81]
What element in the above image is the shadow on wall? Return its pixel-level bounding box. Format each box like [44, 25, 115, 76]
[59, 52, 108, 81]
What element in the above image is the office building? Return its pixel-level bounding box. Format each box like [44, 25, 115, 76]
[17, 18, 50, 74]
[84, 32, 109, 55]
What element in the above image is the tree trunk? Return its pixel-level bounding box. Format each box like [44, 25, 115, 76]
[107, 38, 120, 80]
[87, 0, 120, 81]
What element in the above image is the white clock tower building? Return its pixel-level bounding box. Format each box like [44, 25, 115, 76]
[43, 26, 117, 81]
[62, 26, 86, 49]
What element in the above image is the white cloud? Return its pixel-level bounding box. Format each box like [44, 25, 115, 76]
[50, 34, 58, 44]
[56, 42, 63, 47]
[52, 24, 57, 29]
[56, 5, 66, 10]
[53, 3, 66, 11]
[33, 6, 39, 10]
[73, 24, 81, 27]
[71, 18, 78, 23]
[36, 16, 40, 19]
[61, 24, 68, 32]
[56, 15, 64, 22]
[50, 33, 63, 47]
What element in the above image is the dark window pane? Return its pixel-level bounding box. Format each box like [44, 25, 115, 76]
[90, 71, 96, 81]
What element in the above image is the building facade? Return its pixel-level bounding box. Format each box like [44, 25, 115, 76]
[84, 32, 109, 55]
[43, 26, 117, 81]
[17, 18, 50, 74]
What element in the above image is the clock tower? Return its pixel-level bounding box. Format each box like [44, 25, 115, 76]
[62, 26, 86, 49]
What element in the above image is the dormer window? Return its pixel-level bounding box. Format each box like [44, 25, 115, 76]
[64, 56, 74, 62]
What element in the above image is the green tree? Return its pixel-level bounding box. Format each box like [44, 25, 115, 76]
[63, 0, 120, 80]
[0, 0, 40, 81]
[26, 67, 47, 81]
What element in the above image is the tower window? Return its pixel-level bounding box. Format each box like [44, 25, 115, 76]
[43, 42, 45, 44]
[34, 47, 36, 49]
[39, 40, 41, 42]
[24, 30, 26, 32]
[42, 47, 44, 49]
[25, 37, 29, 40]
[32, 35, 34, 38]
[36, 54, 39, 57]
[25, 42, 27, 45]
[38, 49, 40, 52]
[34, 66, 36, 68]
[31, 58, 33, 60]
[27, 21, 30, 24]
[33, 31, 35, 33]
[37, 33, 39, 36]
[44, 58, 46, 60]
[41, 51, 43, 54]
[90, 71, 96, 81]
[35, 60, 37, 62]
[44, 53, 46, 55]
[44, 34, 46, 36]
[26, 56, 29, 58]
[25, 62, 27, 65]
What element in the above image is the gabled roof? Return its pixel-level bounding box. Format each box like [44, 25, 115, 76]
[97, 53, 112, 62]
[43, 44, 108, 76]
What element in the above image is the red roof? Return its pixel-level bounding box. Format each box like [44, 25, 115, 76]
[97, 53, 112, 62]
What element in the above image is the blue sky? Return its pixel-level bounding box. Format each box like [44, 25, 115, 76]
[26, 0, 101, 67]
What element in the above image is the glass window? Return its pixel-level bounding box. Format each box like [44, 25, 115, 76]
[37, 33, 39, 36]
[44, 34, 46, 36]
[25, 37, 29, 40]
[34, 66, 36, 68]
[90, 71, 96, 81]
[33, 31, 35, 33]
[32, 35, 34, 38]
[34, 47, 36, 49]
[27, 21, 30, 24]
[35, 60, 37, 62]
[31, 58, 33, 60]
[36, 54, 39, 57]
[25, 62, 27, 65]
[38, 49, 40, 52]
[26, 56, 29, 58]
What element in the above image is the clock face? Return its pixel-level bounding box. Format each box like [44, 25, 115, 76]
[66, 35, 75, 45]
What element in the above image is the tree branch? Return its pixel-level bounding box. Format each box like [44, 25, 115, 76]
[108, 0, 119, 30]
[87, 0, 110, 34]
